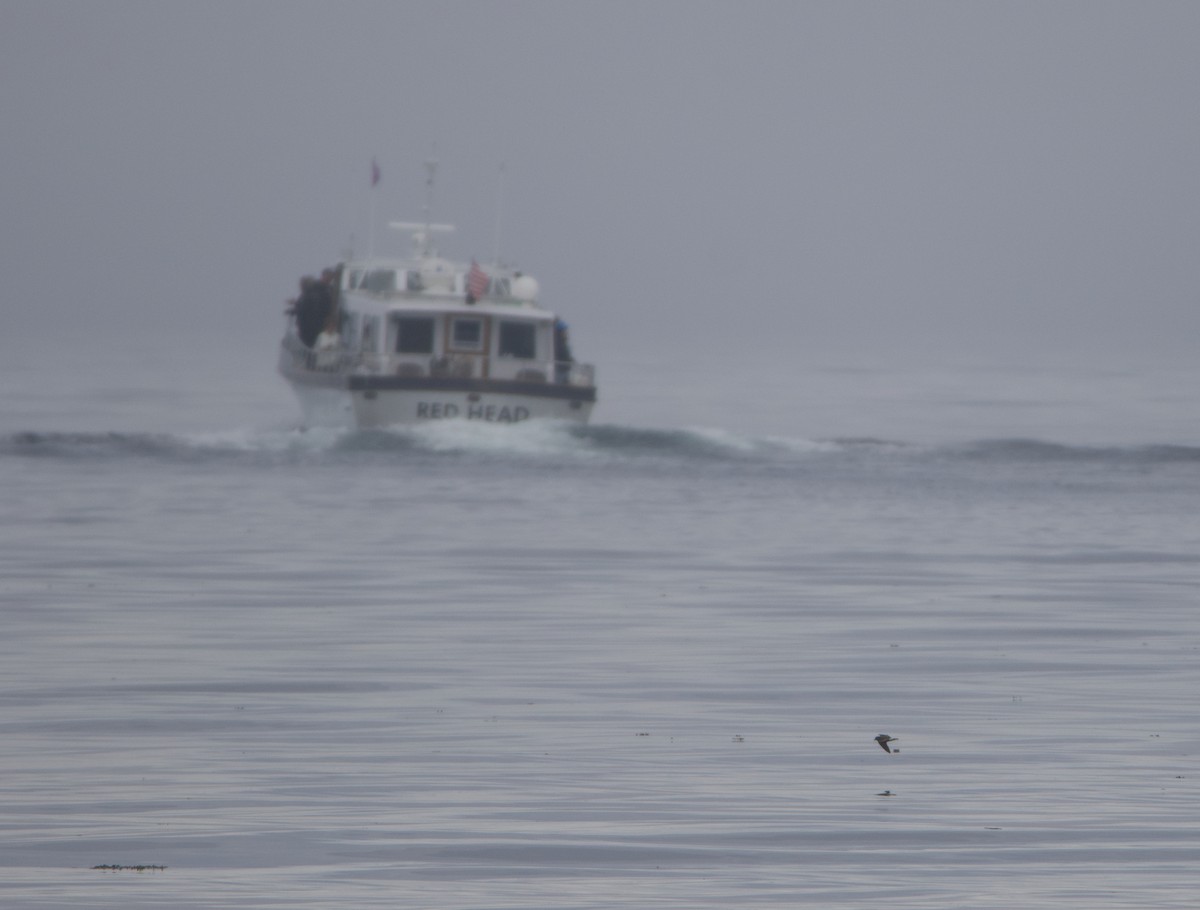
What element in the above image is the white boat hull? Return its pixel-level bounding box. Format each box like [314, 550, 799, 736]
[349, 377, 594, 427]
[280, 358, 595, 428]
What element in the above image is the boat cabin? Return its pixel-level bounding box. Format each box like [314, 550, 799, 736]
[332, 258, 581, 386]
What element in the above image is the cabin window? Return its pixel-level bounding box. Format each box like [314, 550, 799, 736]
[450, 317, 484, 352]
[497, 321, 537, 359]
[361, 269, 397, 293]
[394, 316, 435, 354]
[406, 270, 424, 292]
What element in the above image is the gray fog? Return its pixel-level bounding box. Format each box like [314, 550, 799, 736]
[3, 1, 1198, 428]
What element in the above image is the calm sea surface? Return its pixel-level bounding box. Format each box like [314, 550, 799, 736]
[2, 348, 1199, 908]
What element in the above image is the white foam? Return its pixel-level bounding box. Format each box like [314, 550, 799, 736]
[180, 425, 350, 454]
[405, 418, 592, 458]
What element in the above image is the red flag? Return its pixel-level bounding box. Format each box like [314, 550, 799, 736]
[370, 158, 381, 188]
[466, 260, 489, 301]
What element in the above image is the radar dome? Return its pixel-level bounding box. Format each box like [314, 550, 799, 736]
[512, 274, 540, 302]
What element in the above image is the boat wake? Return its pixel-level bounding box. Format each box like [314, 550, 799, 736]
[5, 424, 1200, 471]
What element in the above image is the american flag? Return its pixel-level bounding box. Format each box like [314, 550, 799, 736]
[466, 260, 489, 301]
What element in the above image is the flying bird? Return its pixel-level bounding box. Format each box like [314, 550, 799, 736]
[875, 734, 899, 753]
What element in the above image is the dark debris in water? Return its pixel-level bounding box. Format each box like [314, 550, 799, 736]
[92, 864, 167, 872]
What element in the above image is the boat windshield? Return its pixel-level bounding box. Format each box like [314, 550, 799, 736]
[346, 269, 399, 293]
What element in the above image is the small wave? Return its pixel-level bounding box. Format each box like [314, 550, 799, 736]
[1138, 444, 1200, 464]
[2, 427, 347, 464]
[571, 425, 902, 460]
[952, 438, 1200, 465]
[184, 425, 351, 454]
[1022, 549, 1200, 566]
[4, 431, 187, 461]
[572, 424, 763, 459]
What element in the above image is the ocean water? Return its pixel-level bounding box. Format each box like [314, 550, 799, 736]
[2, 349, 1200, 909]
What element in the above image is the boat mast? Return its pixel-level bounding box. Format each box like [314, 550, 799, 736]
[388, 158, 454, 257]
[420, 158, 438, 257]
[491, 162, 506, 266]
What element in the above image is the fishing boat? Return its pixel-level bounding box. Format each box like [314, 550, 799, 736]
[278, 164, 597, 428]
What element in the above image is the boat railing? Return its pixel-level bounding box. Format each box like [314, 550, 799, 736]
[488, 357, 547, 383]
[561, 362, 595, 387]
[279, 334, 351, 374]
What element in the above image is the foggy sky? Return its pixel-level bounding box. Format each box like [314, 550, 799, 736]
[3, 0, 1199, 382]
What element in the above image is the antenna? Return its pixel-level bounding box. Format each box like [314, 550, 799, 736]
[368, 189, 377, 258]
[384, 153, 459, 258]
[389, 221, 454, 258]
[491, 162, 507, 266]
[422, 157, 438, 244]
[367, 156, 382, 258]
